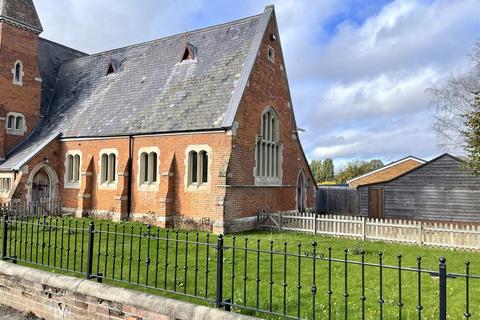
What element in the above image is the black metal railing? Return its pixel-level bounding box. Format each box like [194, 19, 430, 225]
[0, 214, 478, 319]
[0, 200, 63, 217]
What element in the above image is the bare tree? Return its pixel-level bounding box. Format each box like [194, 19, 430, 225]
[428, 41, 480, 153]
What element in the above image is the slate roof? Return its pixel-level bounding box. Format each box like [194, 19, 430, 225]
[0, 0, 42, 33]
[38, 38, 88, 114]
[0, 7, 274, 171]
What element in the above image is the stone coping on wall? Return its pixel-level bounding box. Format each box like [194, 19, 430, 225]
[0, 261, 259, 320]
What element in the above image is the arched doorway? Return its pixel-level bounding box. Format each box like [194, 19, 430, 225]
[296, 170, 306, 212]
[27, 162, 59, 202]
[32, 169, 50, 201]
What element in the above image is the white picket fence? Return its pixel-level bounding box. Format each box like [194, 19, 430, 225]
[257, 211, 480, 251]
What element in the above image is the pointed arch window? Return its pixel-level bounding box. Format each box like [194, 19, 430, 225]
[185, 145, 211, 189]
[12, 61, 23, 85]
[0, 178, 11, 195]
[65, 152, 81, 188]
[99, 149, 118, 188]
[255, 107, 282, 185]
[139, 151, 158, 185]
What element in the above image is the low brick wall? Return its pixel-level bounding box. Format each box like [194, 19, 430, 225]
[0, 261, 258, 320]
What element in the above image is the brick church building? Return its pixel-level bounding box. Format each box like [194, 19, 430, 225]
[0, 0, 315, 232]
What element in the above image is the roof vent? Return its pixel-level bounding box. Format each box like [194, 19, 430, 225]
[181, 42, 196, 62]
[106, 58, 120, 75]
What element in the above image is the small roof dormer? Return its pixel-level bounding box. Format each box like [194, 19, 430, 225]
[181, 42, 196, 62]
[0, 0, 43, 34]
[106, 58, 120, 75]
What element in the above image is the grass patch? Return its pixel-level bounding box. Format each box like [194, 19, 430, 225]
[0, 216, 478, 319]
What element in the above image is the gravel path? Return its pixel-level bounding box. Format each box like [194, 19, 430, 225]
[0, 305, 42, 320]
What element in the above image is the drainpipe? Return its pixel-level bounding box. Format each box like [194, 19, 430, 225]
[127, 135, 133, 218]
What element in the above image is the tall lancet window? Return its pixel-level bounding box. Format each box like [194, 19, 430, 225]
[255, 107, 282, 185]
[13, 61, 23, 85]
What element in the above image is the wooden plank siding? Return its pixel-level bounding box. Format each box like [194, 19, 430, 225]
[359, 155, 480, 222]
[316, 186, 360, 215]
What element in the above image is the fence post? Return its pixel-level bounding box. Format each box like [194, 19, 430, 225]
[439, 257, 447, 320]
[85, 221, 95, 279]
[279, 212, 283, 231]
[314, 212, 318, 235]
[1, 214, 7, 260]
[417, 222, 423, 246]
[216, 235, 224, 309]
[362, 217, 366, 241]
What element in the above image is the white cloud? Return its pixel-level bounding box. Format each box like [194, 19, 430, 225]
[36, 0, 204, 53]
[311, 110, 437, 161]
[32, 0, 480, 166]
[301, 0, 480, 81]
[302, 67, 442, 126]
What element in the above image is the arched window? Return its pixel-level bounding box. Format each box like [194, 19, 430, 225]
[5, 113, 26, 134]
[67, 155, 74, 182]
[199, 151, 208, 183]
[100, 152, 116, 184]
[13, 61, 23, 85]
[73, 155, 81, 182]
[101, 154, 108, 183]
[7, 116, 15, 129]
[108, 154, 116, 182]
[149, 152, 158, 183]
[15, 117, 22, 130]
[140, 152, 148, 183]
[65, 152, 81, 187]
[139, 151, 158, 185]
[187, 149, 209, 186]
[189, 151, 198, 184]
[0, 178, 11, 195]
[255, 108, 282, 184]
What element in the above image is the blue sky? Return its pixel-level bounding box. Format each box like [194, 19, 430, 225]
[35, 0, 480, 169]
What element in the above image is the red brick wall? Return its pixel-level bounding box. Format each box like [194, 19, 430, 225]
[0, 23, 41, 158]
[225, 11, 315, 221]
[16, 133, 232, 227]
[3, 11, 315, 233]
[130, 132, 231, 223]
[0, 261, 252, 320]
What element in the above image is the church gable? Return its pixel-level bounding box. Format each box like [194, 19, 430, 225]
[0, 0, 43, 33]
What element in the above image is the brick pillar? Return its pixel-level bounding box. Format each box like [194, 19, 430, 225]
[158, 154, 176, 228]
[77, 155, 93, 218]
[0, 117, 5, 161]
[113, 160, 129, 222]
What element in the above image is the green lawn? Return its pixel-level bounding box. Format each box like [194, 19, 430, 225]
[1, 216, 478, 320]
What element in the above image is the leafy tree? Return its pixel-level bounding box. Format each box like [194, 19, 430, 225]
[428, 41, 480, 153]
[322, 158, 335, 182]
[310, 160, 323, 183]
[463, 92, 480, 175]
[335, 159, 384, 183]
[310, 159, 335, 183]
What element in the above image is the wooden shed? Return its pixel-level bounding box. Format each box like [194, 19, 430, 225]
[358, 154, 480, 222]
[347, 156, 425, 188]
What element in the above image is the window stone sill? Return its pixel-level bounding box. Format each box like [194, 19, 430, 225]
[137, 183, 159, 192]
[64, 182, 80, 189]
[6, 129, 25, 136]
[255, 177, 282, 186]
[185, 183, 209, 192]
[98, 182, 117, 190]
